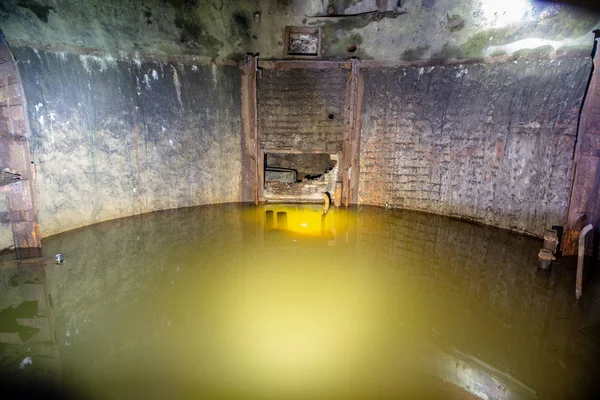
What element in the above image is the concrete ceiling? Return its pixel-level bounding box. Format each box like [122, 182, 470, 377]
[1, 0, 599, 61]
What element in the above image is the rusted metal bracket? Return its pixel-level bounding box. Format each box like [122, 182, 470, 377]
[0, 33, 41, 252]
[240, 54, 260, 204]
[563, 33, 600, 255]
[576, 224, 593, 300]
[341, 59, 363, 206]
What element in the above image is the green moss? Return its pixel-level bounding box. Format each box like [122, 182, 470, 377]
[430, 43, 462, 61]
[231, 12, 251, 39]
[459, 26, 521, 58]
[348, 33, 363, 45]
[536, 9, 598, 39]
[512, 45, 554, 58]
[459, 8, 599, 59]
[320, 14, 382, 56]
[401, 46, 430, 61]
[488, 49, 507, 58]
[16, 0, 55, 23]
[341, 0, 361, 11]
[165, 0, 260, 58]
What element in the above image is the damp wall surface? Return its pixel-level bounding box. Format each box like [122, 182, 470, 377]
[359, 58, 591, 236]
[1, 0, 598, 62]
[11, 47, 242, 237]
[258, 68, 347, 152]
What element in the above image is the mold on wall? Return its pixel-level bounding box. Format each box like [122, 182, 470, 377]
[359, 58, 591, 236]
[11, 47, 242, 237]
[1, 1, 598, 62]
[0, 0, 262, 60]
[251, 0, 600, 61]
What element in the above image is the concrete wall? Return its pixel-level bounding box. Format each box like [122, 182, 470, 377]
[258, 68, 347, 152]
[359, 58, 591, 236]
[11, 47, 242, 237]
[1, 1, 596, 239]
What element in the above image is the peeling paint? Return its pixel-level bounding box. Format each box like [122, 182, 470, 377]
[212, 63, 218, 89]
[79, 54, 117, 74]
[172, 66, 183, 108]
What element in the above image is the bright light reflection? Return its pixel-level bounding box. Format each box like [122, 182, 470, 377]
[480, 0, 532, 28]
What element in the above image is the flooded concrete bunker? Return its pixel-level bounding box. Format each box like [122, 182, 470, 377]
[1, 0, 600, 399]
[0, 204, 598, 399]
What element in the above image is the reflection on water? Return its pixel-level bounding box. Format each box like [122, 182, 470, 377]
[0, 204, 599, 399]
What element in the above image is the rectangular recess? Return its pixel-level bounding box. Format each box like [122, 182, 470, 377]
[284, 26, 321, 58]
[262, 150, 340, 203]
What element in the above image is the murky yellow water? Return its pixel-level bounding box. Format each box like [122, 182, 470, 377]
[1, 204, 599, 399]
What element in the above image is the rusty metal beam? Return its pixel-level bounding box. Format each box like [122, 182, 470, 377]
[258, 60, 351, 70]
[563, 34, 600, 255]
[341, 59, 362, 206]
[261, 148, 333, 154]
[239, 55, 260, 204]
[0, 33, 41, 251]
[350, 61, 364, 205]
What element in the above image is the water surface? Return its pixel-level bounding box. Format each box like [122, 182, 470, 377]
[1, 204, 599, 399]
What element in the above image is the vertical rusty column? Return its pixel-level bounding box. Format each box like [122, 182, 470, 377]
[341, 59, 363, 206]
[0, 33, 41, 251]
[564, 33, 600, 255]
[239, 55, 260, 204]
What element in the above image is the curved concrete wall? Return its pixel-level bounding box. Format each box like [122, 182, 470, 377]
[10, 47, 242, 238]
[1, 0, 597, 243]
[359, 58, 591, 236]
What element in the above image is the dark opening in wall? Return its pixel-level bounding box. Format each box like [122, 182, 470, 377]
[264, 152, 338, 201]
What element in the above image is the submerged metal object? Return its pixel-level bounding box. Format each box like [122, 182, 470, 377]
[576, 224, 593, 300]
[543, 229, 559, 253]
[538, 249, 554, 269]
[323, 192, 331, 216]
[55, 253, 63, 264]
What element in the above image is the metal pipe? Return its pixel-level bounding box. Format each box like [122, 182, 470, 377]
[576, 224, 593, 300]
[322, 192, 331, 217]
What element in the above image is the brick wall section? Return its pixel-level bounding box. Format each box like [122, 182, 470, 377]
[359, 59, 590, 236]
[258, 68, 348, 152]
